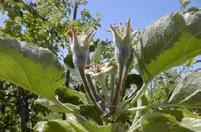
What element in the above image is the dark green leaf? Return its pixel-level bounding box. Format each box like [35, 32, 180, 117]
[79, 105, 103, 125]
[158, 109, 184, 122]
[64, 53, 75, 69]
[56, 87, 87, 105]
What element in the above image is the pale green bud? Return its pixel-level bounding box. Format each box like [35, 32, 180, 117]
[110, 18, 138, 65]
[69, 30, 95, 69]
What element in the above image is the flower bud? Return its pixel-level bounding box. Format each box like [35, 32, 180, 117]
[69, 30, 95, 70]
[110, 18, 138, 66]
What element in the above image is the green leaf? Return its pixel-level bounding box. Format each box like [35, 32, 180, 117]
[69, 20, 80, 27]
[91, 41, 102, 63]
[34, 119, 87, 132]
[56, 87, 88, 105]
[0, 37, 73, 112]
[64, 53, 75, 69]
[135, 9, 201, 83]
[158, 109, 184, 122]
[79, 105, 103, 125]
[180, 117, 201, 132]
[179, 0, 192, 8]
[36, 97, 78, 113]
[168, 69, 201, 107]
[186, 57, 194, 67]
[137, 112, 192, 132]
[36, 97, 66, 113]
[75, 115, 112, 132]
[34, 114, 112, 132]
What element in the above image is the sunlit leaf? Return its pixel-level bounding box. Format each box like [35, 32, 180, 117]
[0, 37, 73, 113]
[91, 41, 102, 63]
[180, 117, 201, 132]
[34, 114, 112, 132]
[136, 112, 192, 132]
[135, 9, 201, 83]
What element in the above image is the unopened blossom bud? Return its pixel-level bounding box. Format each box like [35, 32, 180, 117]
[110, 18, 138, 66]
[69, 30, 95, 70]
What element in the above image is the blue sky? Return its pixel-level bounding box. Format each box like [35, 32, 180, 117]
[83, 0, 201, 40]
[0, 0, 201, 69]
[1, 0, 201, 39]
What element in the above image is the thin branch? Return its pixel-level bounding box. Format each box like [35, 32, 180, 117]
[73, 2, 78, 20]
[78, 68, 106, 114]
[16, 87, 30, 132]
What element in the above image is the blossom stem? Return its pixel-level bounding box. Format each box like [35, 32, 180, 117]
[78, 67, 106, 114]
[110, 63, 127, 114]
[86, 74, 107, 113]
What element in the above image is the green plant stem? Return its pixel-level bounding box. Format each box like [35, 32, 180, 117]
[129, 116, 143, 131]
[127, 103, 178, 112]
[128, 124, 142, 132]
[120, 84, 147, 110]
[128, 105, 152, 112]
[132, 98, 142, 128]
[54, 98, 75, 113]
[130, 84, 147, 105]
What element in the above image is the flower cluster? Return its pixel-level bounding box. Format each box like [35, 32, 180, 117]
[67, 19, 140, 116]
[110, 18, 138, 66]
[68, 29, 95, 70]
